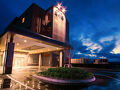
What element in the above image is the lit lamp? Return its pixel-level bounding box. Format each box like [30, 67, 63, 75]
[24, 40, 27, 43]
[16, 43, 19, 45]
[57, 3, 62, 9]
[62, 8, 66, 13]
[56, 2, 66, 14]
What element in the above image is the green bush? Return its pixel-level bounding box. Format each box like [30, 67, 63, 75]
[38, 67, 94, 80]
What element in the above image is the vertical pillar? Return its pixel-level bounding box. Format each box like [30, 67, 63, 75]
[39, 54, 42, 69]
[4, 33, 14, 74]
[4, 42, 15, 74]
[59, 51, 63, 67]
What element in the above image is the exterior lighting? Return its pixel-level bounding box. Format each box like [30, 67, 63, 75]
[56, 2, 67, 14]
[24, 40, 27, 43]
[16, 43, 19, 45]
[62, 8, 66, 13]
[57, 3, 62, 9]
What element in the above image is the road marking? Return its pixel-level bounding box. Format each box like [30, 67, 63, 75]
[7, 75, 35, 90]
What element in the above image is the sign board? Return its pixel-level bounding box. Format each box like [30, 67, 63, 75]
[52, 6, 66, 42]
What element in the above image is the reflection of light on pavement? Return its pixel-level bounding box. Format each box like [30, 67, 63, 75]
[95, 73, 120, 82]
[7, 75, 35, 90]
[37, 84, 41, 89]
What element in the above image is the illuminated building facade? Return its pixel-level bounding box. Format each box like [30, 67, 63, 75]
[93, 59, 108, 64]
[71, 58, 90, 64]
[0, 3, 70, 74]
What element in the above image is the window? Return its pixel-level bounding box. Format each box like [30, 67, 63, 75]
[22, 17, 25, 23]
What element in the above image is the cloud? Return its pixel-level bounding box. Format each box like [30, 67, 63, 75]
[80, 35, 102, 53]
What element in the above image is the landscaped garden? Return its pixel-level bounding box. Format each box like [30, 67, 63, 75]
[37, 67, 94, 80]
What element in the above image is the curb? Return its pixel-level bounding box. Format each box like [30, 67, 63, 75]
[33, 75, 96, 85]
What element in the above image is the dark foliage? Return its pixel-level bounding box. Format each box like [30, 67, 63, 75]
[38, 67, 93, 80]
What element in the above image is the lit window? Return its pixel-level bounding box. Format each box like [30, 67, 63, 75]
[22, 17, 25, 23]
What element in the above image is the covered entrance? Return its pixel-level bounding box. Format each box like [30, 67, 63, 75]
[0, 32, 66, 74]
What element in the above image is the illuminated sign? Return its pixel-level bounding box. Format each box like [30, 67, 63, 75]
[52, 3, 66, 42]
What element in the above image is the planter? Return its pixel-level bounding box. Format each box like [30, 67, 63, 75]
[33, 75, 96, 85]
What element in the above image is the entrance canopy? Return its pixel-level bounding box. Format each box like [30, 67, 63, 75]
[5, 24, 71, 50]
[13, 33, 64, 54]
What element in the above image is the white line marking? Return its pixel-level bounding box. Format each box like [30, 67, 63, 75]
[7, 75, 35, 90]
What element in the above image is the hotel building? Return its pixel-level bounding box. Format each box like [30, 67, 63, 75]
[0, 3, 71, 74]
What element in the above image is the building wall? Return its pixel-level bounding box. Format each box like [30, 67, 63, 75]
[71, 58, 90, 64]
[15, 4, 52, 38]
[12, 4, 68, 44]
[16, 5, 33, 29]
[66, 20, 69, 44]
[93, 59, 108, 64]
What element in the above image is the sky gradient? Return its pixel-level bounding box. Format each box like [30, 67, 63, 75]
[0, 0, 120, 62]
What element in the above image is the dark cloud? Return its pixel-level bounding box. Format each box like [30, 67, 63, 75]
[100, 39, 116, 53]
[70, 38, 91, 54]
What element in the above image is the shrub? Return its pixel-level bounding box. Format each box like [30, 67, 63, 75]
[38, 67, 94, 80]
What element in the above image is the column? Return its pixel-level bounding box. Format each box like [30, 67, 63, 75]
[4, 33, 15, 74]
[39, 54, 42, 69]
[59, 51, 63, 67]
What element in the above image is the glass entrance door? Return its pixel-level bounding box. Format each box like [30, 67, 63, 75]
[14, 57, 24, 67]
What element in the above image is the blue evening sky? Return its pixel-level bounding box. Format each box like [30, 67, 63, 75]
[0, 0, 120, 62]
